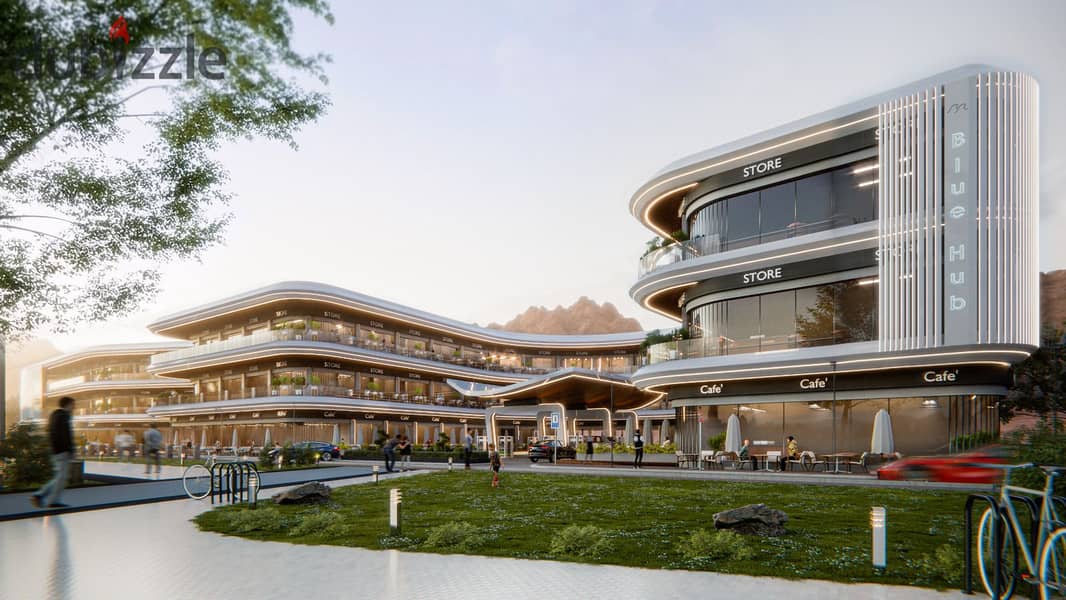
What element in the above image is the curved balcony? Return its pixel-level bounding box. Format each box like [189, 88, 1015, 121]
[646, 334, 843, 365]
[637, 215, 862, 279]
[149, 328, 555, 376]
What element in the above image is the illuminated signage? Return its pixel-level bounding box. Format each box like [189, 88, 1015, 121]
[323, 361, 342, 369]
[369, 367, 384, 375]
[942, 76, 978, 345]
[699, 384, 724, 395]
[922, 369, 958, 383]
[742, 267, 783, 284]
[324, 311, 341, 320]
[368, 320, 385, 329]
[799, 377, 827, 390]
[742, 157, 782, 178]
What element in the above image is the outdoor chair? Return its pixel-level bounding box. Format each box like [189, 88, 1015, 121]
[718, 451, 741, 470]
[765, 450, 781, 471]
[699, 450, 717, 470]
[789, 450, 822, 472]
[847, 451, 870, 473]
[675, 451, 696, 469]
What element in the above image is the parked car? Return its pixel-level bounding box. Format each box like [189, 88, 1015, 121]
[296, 441, 342, 461]
[876, 447, 1009, 484]
[527, 440, 577, 463]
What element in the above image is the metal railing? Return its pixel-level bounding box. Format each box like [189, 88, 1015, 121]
[645, 335, 839, 364]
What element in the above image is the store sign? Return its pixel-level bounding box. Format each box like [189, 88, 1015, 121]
[432, 417, 440, 422]
[364, 414, 375, 419]
[942, 76, 978, 345]
[922, 369, 958, 383]
[699, 384, 724, 395]
[400, 416, 410, 421]
[275, 361, 287, 368]
[369, 368, 384, 375]
[689, 249, 877, 297]
[408, 373, 422, 379]
[742, 267, 783, 285]
[441, 336, 454, 343]
[323, 361, 342, 369]
[799, 377, 827, 390]
[408, 329, 422, 337]
[324, 411, 336, 418]
[742, 156, 783, 178]
[323, 311, 341, 320]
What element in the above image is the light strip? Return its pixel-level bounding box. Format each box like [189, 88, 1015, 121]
[852, 164, 879, 174]
[490, 372, 642, 400]
[151, 291, 643, 351]
[632, 114, 879, 225]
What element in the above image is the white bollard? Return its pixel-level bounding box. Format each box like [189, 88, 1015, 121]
[870, 506, 887, 568]
[373, 464, 379, 483]
[389, 488, 403, 534]
[448, 456, 453, 471]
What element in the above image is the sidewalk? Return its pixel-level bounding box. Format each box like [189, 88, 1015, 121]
[0, 464, 372, 521]
[0, 472, 972, 600]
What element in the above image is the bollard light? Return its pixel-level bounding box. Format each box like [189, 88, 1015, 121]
[180, 452, 185, 467]
[871, 506, 887, 568]
[248, 471, 259, 508]
[373, 465, 379, 483]
[389, 488, 403, 535]
[448, 456, 453, 471]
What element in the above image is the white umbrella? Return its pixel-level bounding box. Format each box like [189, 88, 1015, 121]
[263, 429, 272, 446]
[724, 414, 742, 453]
[200, 429, 207, 449]
[871, 409, 894, 455]
[172, 429, 179, 447]
[332, 424, 340, 445]
[231, 427, 239, 450]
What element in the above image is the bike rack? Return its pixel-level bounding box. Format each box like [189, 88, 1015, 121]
[964, 494, 1002, 597]
[209, 462, 261, 506]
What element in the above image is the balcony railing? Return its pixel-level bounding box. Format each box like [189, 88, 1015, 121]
[151, 328, 636, 376]
[201, 386, 492, 409]
[637, 215, 863, 278]
[646, 334, 841, 364]
[46, 371, 161, 392]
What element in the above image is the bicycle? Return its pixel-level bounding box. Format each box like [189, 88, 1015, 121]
[182, 454, 217, 500]
[976, 463, 1066, 599]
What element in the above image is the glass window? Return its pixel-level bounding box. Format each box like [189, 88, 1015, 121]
[759, 290, 796, 351]
[724, 297, 759, 354]
[835, 280, 877, 343]
[758, 182, 795, 243]
[725, 192, 759, 250]
[795, 285, 835, 347]
[795, 172, 834, 227]
[832, 165, 877, 225]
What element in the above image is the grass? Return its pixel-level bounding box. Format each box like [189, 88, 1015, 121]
[194, 471, 969, 589]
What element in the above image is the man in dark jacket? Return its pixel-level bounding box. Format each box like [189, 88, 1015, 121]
[31, 396, 75, 508]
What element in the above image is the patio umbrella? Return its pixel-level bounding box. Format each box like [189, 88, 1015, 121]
[332, 424, 340, 446]
[264, 429, 272, 446]
[231, 427, 239, 450]
[724, 413, 742, 453]
[871, 409, 894, 455]
[172, 429, 178, 447]
[200, 429, 206, 449]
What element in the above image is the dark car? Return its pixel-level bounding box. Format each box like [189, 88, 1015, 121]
[296, 441, 342, 461]
[876, 447, 1009, 484]
[527, 440, 577, 463]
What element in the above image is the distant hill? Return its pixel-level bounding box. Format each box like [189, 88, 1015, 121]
[4, 338, 62, 431]
[1042, 269, 1066, 331]
[487, 297, 643, 335]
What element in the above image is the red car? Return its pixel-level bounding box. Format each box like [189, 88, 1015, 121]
[876, 447, 1009, 484]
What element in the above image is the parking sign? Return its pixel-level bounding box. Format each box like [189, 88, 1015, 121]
[550, 412, 560, 430]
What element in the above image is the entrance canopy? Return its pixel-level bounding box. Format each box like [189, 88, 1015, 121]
[463, 369, 662, 411]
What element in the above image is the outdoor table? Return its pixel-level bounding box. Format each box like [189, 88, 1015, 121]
[752, 453, 780, 472]
[821, 452, 859, 473]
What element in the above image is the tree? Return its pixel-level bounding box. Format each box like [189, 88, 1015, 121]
[1002, 326, 1066, 422]
[0, 0, 333, 341]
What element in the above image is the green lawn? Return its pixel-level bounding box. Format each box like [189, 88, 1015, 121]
[195, 471, 968, 589]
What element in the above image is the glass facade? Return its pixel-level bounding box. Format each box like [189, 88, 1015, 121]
[676, 395, 999, 456]
[687, 159, 878, 253]
[685, 278, 877, 356]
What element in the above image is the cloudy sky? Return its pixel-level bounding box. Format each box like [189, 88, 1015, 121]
[35, 0, 1066, 353]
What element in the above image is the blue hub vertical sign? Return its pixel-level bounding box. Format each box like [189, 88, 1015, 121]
[942, 76, 978, 345]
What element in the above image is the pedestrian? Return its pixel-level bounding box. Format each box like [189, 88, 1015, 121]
[463, 430, 474, 470]
[143, 425, 163, 475]
[779, 435, 800, 471]
[382, 434, 400, 472]
[585, 436, 594, 462]
[115, 430, 135, 462]
[632, 430, 645, 469]
[399, 435, 413, 471]
[489, 443, 502, 488]
[739, 438, 756, 470]
[31, 396, 75, 508]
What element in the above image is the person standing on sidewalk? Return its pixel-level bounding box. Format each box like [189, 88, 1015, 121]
[31, 396, 75, 508]
[585, 436, 594, 462]
[143, 425, 163, 475]
[463, 430, 474, 470]
[489, 443, 502, 488]
[115, 430, 135, 462]
[382, 434, 400, 472]
[398, 435, 413, 471]
[632, 430, 645, 469]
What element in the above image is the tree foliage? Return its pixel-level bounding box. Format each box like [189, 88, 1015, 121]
[0, 0, 333, 340]
[0, 423, 52, 486]
[1002, 326, 1066, 422]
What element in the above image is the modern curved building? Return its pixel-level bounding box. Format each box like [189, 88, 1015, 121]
[628, 65, 1039, 456]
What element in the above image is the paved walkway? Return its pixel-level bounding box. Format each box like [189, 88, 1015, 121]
[0, 473, 972, 600]
[0, 464, 371, 521]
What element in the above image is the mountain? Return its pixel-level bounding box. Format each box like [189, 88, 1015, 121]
[1042, 269, 1066, 331]
[486, 297, 643, 335]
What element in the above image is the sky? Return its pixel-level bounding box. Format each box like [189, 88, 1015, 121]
[28, 0, 1066, 353]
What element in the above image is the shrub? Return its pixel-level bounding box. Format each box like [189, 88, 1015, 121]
[707, 433, 727, 452]
[289, 510, 349, 537]
[0, 423, 53, 486]
[1006, 419, 1066, 496]
[549, 525, 612, 559]
[421, 521, 489, 552]
[917, 543, 962, 585]
[678, 529, 754, 561]
[221, 506, 287, 534]
[951, 430, 998, 452]
[435, 432, 451, 451]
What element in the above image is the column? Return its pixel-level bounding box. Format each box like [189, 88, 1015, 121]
[624, 414, 634, 445]
[660, 420, 670, 444]
[642, 418, 653, 443]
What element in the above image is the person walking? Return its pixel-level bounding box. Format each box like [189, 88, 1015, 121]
[31, 396, 75, 508]
[463, 430, 474, 470]
[382, 434, 400, 473]
[489, 443, 502, 488]
[143, 425, 163, 475]
[115, 430, 135, 462]
[632, 430, 645, 469]
[399, 435, 413, 471]
[585, 436, 594, 463]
